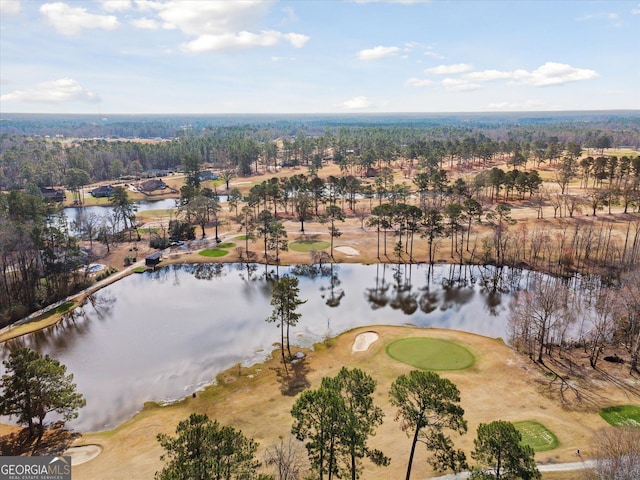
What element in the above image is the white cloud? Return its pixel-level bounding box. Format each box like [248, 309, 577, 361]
[464, 69, 514, 82]
[284, 32, 309, 48]
[633, 3, 640, 14]
[130, 17, 160, 29]
[40, 3, 120, 35]
[463, 62, 598, 87]
[353, 0, 431, 4]
[423, 50, 445, 59]
[577, 11, 623, 27]
[156, 1, 270, 36]
[99, 0, 131, 12]
[133, 0, 164, 13]
[487, 100, 545, 110]
[357, 45, 400, 61]
[131, 1, 309, 53]
[511, 62, 598, 86]
[406, 77, 435, 87]
[425, 63, 473, 75]
[342, 96, 372, 109]
[441, 78, 481, 91]
[608, 12, 623, 27]
[0, 0, 21, 16]
[182, 30, 308, 53]
[280, 6, 298, 24]
[0, 78, 101, 104]
[402, 42, 444, 59]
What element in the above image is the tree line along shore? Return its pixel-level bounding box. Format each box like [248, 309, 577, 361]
[1, 115, 640, 479]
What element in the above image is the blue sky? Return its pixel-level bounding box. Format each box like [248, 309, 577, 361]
[1, 0, 639, 114]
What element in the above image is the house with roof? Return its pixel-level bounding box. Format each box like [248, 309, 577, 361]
[145, 251, 162, 268]
[40, 187, 65, 202]
[198, 171, 218, 181]
[90, 185, 114, 198]
[139, 178, 168, 192]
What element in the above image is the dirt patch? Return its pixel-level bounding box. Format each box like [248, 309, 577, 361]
[352, 331, 379, 352]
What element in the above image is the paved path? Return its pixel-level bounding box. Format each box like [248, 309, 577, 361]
[0, 230, 240, 341]
[427, 459, 596, 479]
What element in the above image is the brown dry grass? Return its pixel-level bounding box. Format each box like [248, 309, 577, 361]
[60, 326, 639, 480]
[56, 157, 639, 281]
[2, 156, 637, 478]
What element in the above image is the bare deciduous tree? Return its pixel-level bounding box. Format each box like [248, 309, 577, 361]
[508, 274, 575, 363]
[264, 436, 308, 480]
[587, 427, 640, 480]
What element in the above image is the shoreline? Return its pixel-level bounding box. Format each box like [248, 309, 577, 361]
[0, 245, 611, 345]
[63, 325, 638, 479]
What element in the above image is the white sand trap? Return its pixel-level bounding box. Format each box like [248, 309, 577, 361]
[352, 331, 379, 352]
[64, 444, 103, 465]
[335, 246, 360, 256]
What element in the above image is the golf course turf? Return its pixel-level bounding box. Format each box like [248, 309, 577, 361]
[599, 405, 640, 427]
[385, 337, 475, 370]
[199, 249, 229, 257]
[513, 420, 559, 452]
[289, 240, 330, 252]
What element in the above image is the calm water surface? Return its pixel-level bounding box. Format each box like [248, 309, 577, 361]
[62, 196, 228, 233]
[2, 263, 531, 432]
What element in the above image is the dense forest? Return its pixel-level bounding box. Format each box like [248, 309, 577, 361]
[1, 112, 639, 190]
[1, 111, 639, 331]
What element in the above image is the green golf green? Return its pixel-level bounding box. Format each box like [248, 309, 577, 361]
[600, 405, 640, 427]
[199, 249, 229, 257]
[289, 240, 330, 252]
[386, 337, 475, 370]
[513, 421, 559, 452]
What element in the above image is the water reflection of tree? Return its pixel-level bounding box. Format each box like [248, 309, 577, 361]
[231, 262, 271, 303]
[235, 262, 259, 283]
[389, 264, 417, 315]
[84, 292, 116, 321]
[4, 292, 116, 355]
[441, 284, 475, 312]
[291, 263, 331, 279]
[418, 288, 439, 314]
[365, 264, 390, 310]
[147, 264, 177, 285]
[184, 263, 226, 281]
[321, 263, 344, 308]
[477, 266, 516, 316]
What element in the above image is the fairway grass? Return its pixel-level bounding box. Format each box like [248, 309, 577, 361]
[599, 405, 640, 427]
[513, 421, 559, 452]
[52, 301, 75, 315]
[216, 242, 236, 249]
[289, 240, 330, 252]
[199, 249, 229, 258]
[385, 337, 475, 370]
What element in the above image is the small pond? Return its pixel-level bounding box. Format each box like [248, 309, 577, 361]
[2, 263, 533, 432]
[62, 196, 228, 233]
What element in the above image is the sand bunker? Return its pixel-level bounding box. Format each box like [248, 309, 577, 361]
[335, 246, 360, 256]
[352, 331, 379, 352]
[64, 444, 103, 465]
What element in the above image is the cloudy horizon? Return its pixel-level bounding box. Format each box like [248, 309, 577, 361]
[1, 0, 638, 114]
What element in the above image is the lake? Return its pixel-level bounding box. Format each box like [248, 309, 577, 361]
[62, 196, 228, 233]
[1, 263, 531, 432]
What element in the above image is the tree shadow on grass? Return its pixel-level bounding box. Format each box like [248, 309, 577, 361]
[594, 367, 640, 399]
[0, 427, 78, 456]
[274, 357, 312, 397]
[539, 355, 614, 409]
